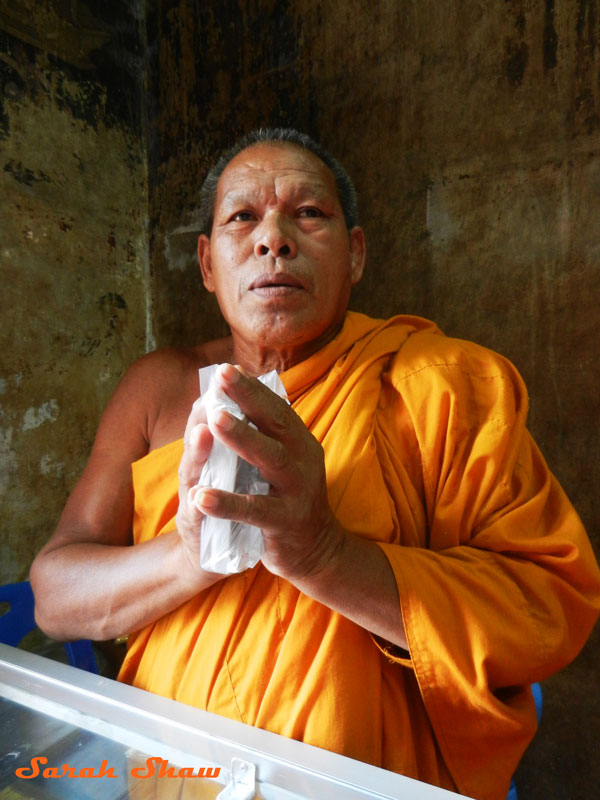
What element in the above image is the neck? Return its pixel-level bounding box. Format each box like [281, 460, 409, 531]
[231, 320, 345, 376]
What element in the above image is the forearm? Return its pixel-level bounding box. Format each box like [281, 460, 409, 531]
[30, 532, 221, 642]
[291, 523, 408, 651]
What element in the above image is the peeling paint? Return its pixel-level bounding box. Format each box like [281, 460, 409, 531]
[40, 453, 64, 478]
[21, 399, 59, 431]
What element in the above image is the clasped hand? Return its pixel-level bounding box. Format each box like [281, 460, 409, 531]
[176, 364, 342, 582]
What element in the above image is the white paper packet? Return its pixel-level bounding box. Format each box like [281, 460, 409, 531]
[195, 364, 288, 574]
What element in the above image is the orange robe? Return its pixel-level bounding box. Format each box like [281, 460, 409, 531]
[118, 312, 600, 800]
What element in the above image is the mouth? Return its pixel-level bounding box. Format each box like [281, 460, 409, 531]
[248, 273, 306, 295]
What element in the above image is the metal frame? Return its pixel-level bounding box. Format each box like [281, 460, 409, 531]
[0, 643, 471, 799]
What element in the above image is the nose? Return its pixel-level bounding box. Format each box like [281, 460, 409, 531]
[254, 213, 297, 259]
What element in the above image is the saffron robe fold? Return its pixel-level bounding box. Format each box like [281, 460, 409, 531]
[118, 312, 600, 800]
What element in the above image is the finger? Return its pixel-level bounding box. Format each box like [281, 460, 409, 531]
[178, 423, 213, 493]
[194, 487, 286, 530]
[215, 365, 299, 441]
[182, 396, 208, 446]
[210, 409, 293, 490]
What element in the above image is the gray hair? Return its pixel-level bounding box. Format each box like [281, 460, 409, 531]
[197, 128, 358, 235]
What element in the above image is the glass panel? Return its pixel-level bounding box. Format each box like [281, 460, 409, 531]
[0, 696, 222, 800]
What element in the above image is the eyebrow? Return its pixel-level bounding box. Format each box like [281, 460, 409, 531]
[220, 182, 333, 209]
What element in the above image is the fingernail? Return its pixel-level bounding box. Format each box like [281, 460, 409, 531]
[215, 409, 235, 430]
[197, 489, 218, 511]
[218, 363, 240, 384]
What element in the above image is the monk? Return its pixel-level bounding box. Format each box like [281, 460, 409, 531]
[30, 129, 600, 800]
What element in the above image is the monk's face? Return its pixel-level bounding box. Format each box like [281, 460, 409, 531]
[198, 143, 365, 365]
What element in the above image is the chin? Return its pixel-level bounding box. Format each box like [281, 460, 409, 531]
[257, 319, 312, 346]
[228, 301, 346, 348]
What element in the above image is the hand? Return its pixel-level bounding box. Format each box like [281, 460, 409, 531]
[193, 364, 345, 582]
[175, 396, 216, 573]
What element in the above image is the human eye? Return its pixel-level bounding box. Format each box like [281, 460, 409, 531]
[229, 210, 256, 223]
[297, 206, 325, 219]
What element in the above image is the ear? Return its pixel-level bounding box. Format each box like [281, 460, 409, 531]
[198, 234, 215, 292]
[348, 226, 366, 286]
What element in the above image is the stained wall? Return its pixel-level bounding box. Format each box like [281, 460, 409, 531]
[1, 1, 598, 797]
[147, 2, 600, 798]
[0, 1, 149, 583]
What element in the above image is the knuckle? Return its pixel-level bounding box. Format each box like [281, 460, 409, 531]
[246, 380, 268, 411]
[231, 494, 248, 524]
[271, 442, 289, 471]
[270, 399, 293, 435]
[248, 493, 271, 526]
[177, 464, 197, 488]
[187, 398, 207, 427]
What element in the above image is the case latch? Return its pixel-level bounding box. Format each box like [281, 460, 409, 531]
[216, 758, 256, 800]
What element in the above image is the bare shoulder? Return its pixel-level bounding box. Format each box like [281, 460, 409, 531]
[124, 336, 233, 386]
[115, 335, 234, 451]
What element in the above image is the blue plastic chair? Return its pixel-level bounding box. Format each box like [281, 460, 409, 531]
[506, 682, 543, 800]
[0, 581, 98, 673]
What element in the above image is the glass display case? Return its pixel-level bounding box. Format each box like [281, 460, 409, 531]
[0, 643, 471, 799]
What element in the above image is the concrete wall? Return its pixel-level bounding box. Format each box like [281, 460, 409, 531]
[147, 2, 599, 798]
[1, 1, 598, 797]
[0, 2, 149, 583]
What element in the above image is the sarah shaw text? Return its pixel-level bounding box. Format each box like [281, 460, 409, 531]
[16, 756, 221, 780]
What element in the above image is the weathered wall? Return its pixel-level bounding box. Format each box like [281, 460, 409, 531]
[0, 1, 149, 584]
[1, 0, 597, 796]
[147, 1, 600, 798]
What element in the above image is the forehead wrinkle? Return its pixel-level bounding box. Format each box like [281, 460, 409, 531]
[220, 144, 335, 183]
[218, 172, 335, 210]
[222, 163, 328, 187]
[235, 160, 323, 175]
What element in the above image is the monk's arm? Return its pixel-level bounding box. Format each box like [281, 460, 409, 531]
[193, 365, 409, 650]
[31, 529, 216, 642]
[30, 358, 222, 642]
[290, 523, 408, 650]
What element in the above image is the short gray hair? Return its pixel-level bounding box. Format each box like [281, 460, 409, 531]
[197, 128, 358, 235]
